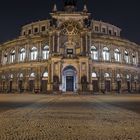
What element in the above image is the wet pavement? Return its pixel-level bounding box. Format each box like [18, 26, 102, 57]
[0, 94, 139, 140]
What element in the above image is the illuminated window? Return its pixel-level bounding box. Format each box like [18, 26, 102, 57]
[124, 51, 129, 63]
[10, 74, 14, 79]
[126, 74, 130, 79]
[19, 48, 26, 62]
[30, 47, 38, 60]
[19, 73, 23, 78]
[91, 46, 98, 60]
[104, 73, 110, 78]
[10, 50, 16, 63]
[132, 53, 136, 65]
[43, 72, 48, 77]
[117, 74, 121, 78]
[103, 47, 110, 61]
[30, 73, 35, 78]
[42, 46, 49, 60]
[114, 49, 120, 62]
[92, 72, 97, 78]
[3, 53, 8, 64]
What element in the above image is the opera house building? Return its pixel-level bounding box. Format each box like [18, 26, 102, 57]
[0, 0, 140, 94]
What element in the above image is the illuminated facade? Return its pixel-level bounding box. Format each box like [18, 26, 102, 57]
[0, 0, 140, 94]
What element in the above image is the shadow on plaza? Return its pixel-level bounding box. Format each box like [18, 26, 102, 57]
[106, 101, 140, 114]
[0, 99, 140, 114]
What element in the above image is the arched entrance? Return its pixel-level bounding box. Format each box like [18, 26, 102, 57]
[62, 66, 77, 92]
[29, 73, 35, 92]
[41, 72, 48, 93]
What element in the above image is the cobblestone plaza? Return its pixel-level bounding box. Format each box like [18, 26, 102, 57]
[0, 94, 139, 140]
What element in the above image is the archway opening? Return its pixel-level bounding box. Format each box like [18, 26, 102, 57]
[62, 66, 77, 92]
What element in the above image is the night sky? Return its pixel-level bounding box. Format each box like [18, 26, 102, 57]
[0, 0, 140, 44]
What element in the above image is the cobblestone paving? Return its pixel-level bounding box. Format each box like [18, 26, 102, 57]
[0, 94, 140, 140]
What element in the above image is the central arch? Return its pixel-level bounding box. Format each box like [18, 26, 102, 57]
[62, 65, 77, 92]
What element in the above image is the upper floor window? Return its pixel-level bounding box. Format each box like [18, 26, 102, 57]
[28, 29, 31, 35]
[41, 26, 46, 31]
[42, 46, 49, 60]
[10, 74, 14, 79]
[43, 72, 48, 77]
[95, 26, 99, 32]
[34, 28, 38, 33]
[92, 72, 97, 78]
[30, 72, 36, 78]
[91, 46, 98, 60]
[117, 74, 121, 78]
[109, 30, 112, 35]
[2, 75, 6, 80]
[30, 47, 38, 60]
[10, 50, 16, 63]
[19, 48, 26, 62]
[19, 73, 23, 78]
[124, 51, 129, 63]
[132, 53, 137, 65]
[126, 74, 130, 80]
[102, 28, 106, 33]
[104, 73, 110, 78]
[114, 49, 120, 62]
[103, 47, 110, 61]
[3, 53, 8, 64]
[114, 31, 117, 36]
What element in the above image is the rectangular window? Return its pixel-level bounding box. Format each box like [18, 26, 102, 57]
[67, 49, 73, 55]
[28, 29, 31, 35]
[42, 26, 46, 31]
[102, 28, 106, 33]
[109, 30, 112, 35]
[34, 28, 38, 33]
[114, 32, 117, 36]
[95, 26, 99, 32]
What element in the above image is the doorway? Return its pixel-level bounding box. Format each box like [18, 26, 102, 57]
[41, 80, 48, 93]
[18, 80, 23, 93]
[127, 81, 131, 93]
[9, 81, 12, 92]
[29, 80, 35, 92]
[66, 76, 74, 91]
[92, 80, 99, 92]
[105, 80, 111, 92]
[62, 66, 77, 92]
[117, 81, 121, 93]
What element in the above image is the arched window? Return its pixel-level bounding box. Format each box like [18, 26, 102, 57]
[10, 50, 16, 63]
[19, 73, 23, 78]
[30, 73, 35, 78]
[104, 73, 110, 78]
[43, 72, 48, 77]
[19, 48, 26, 62]
[42, 46, 49, 60]
[117, 74, 121, 78]
[91, 46, 98, 60]
[103, 47, 110, 61]
[134, 75, 138, 80]
[92, 72, 97, 78]
[132, 53, 136, 65]
[10, 74, 14, 79]
[124, 51, 129, 63]
[3, 52, 8, 64]
[126, 74, 130, 79]
[30, 47, 38, 60]
[114, 49, 120, 62]
[2, 75, 6, 80]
